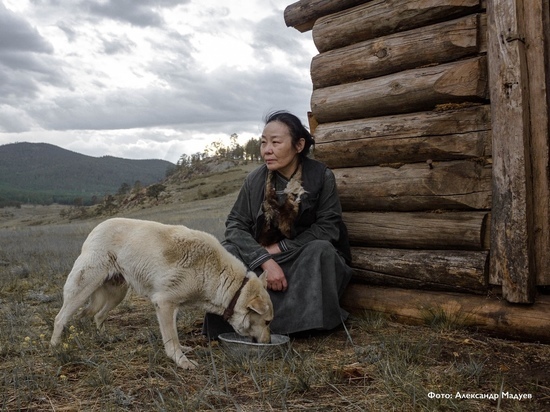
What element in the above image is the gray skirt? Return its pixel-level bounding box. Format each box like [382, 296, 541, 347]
[203, 239, 353, 337]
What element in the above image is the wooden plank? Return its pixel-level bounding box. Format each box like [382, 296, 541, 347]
[351, 247, 489, 293]
[312, 0, 483, 53]
[284, 0, 367, 32]
[335, 160, 492, 212]
[523, 1, 550, 285]
[315, 106, 491, 168]
[341, 284, 550, 343]
[312, 14, 486, 89]
[311, 57, 488, 123]
[343, 211, 490, 250]
[317, 130, 490, 169]
[487, 0, 536, 302]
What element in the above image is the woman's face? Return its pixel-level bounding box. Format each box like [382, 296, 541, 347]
[260, 121, 305, 179]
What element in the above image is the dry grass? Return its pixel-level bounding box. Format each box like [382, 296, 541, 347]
[1, 174, 550, 411]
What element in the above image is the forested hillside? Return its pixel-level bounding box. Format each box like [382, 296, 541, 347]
[0, 143, 174, 205]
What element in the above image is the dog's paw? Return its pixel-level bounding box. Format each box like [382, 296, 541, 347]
[177, 356, 198, 370]
[181, 345, 193, 353]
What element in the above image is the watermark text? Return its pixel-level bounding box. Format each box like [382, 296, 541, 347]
[428, 391, 533, 401]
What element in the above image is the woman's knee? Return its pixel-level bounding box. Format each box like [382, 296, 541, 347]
[303, 239, 337, 255]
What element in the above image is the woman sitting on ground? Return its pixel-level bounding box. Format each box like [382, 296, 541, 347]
[204, 110, 353, 337]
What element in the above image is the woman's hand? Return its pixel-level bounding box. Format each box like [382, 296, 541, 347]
[261, 259, 287, 292]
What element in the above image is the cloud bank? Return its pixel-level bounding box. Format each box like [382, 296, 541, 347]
[0, 0, 316, 162]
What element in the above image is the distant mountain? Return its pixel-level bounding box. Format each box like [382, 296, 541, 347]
[0, 142, 175, 205]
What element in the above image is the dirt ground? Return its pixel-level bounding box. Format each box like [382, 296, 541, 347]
[1, 168, 550, 411]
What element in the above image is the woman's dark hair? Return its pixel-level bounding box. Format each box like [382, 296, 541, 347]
[264, 110, 314, 158]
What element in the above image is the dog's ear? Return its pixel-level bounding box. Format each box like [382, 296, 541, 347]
[247, 297, 270, 315]
[258, 271, 268, 289]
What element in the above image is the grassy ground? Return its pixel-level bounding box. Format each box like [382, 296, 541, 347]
[1, 166, 549, 411]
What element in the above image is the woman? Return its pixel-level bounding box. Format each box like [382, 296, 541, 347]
[204, 110, 353, 337]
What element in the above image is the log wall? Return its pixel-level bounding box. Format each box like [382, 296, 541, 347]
[285, 0, 550, 337]
[287, 0, 493, 294]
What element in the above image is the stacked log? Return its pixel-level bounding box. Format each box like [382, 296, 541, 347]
[311, 14, 487, 89]
[312, 57, 488, 122]
[286, 0, 491, 294]
[311, 0, 484, 53]
[284, 0, 550, 340]
[350, 248, 488, 293]
[284, 0, 366, 32]
[335, 161, 491, 211]
[342, 284, 550, 343]
[343, 212, 490, 250]
[314, 105, 492, 168]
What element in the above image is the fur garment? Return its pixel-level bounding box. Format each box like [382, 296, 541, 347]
[259, 164, 305, 246]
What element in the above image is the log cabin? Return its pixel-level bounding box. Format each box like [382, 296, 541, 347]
[284, 0, 550, 342]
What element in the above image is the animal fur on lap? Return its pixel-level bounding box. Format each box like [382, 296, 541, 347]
[50, 218, 273, 369]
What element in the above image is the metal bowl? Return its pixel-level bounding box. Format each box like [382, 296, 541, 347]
[218, 333, 290, 361]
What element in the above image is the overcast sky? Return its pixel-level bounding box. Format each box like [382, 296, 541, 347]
[0, 0, 316, 163]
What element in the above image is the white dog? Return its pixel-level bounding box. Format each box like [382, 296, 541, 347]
[51, 218, 273, 369]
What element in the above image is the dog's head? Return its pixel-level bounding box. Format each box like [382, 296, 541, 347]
[228, 271, 273, 343]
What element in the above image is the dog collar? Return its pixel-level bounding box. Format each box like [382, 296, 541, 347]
[222, 277, 249, 321]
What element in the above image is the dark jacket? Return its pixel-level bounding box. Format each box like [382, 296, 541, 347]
[223, 157, 351, 270]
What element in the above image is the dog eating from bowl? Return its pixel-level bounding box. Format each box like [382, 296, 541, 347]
[50, 218, 273, 369]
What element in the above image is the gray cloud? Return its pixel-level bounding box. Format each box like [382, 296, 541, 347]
[101, 34, 137, 55]
[88, 1, 164, 27]
[0, 105, 35, 133]
[0, 1, 316, 159]
[251, 14, 310, 65]
[0, 3, 68, 106]
[87, 0, 190, 27]
[29, 63, 310, 131]
[0, 3, 53, 53]
[0, 52, 65, 103]
[56, 21, 77, 42]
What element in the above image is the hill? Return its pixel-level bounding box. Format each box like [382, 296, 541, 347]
[0, 142, 174, 205]
[0, 159, 259, 230]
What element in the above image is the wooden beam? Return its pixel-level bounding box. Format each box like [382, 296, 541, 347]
[523, 1, 550, 285]
[312, 14, 485, 89]
[311, 57, 488, 123]
[341, 284, 550, 343]
[312, 0, 483, 52]
[351, 247, 489, 293]
[284, 0, 367, 32]
[335, 160, 492, 212]
[343, 211, 490, 250]
[487, 0, 536, 302]
[315, 106, 491, 168]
